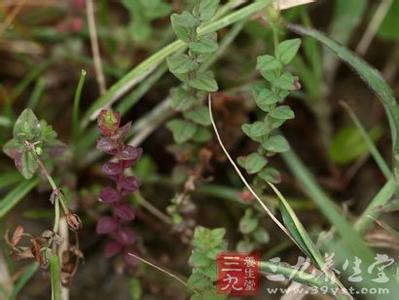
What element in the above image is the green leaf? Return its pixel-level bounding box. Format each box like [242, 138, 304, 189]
[13, 109, 41, 142]
[166, 119, 198, 143]
[272, 73, 296, 90]
[275, 38, 301, 64]
[238, 152, 267, 174]
[188, 71, 218, 92]
[170, 88, 197, 112]
[241, 121, 268, 139]
[289, 24, 399, 170]
[258, 167, 281, 184]
[239, 209, 258, 234]
[189, 250, 212, 268]
[253, 227, 270, 243]
[171, 12, 199, 42]
[189, 33, 218, 53]
[167, 54, 197, 74]
[257, 55, 283, 72]
[269, 105, 295, 120]
[129, 278, 142, 300]
[188, 272, 211, 290]
[236, 239, 254, 252]
[254, 89, 282, 111]
[192, 127, 212, 142]
[262, 135, 290, 153]
[329, 125, 383, 164]
[50, 254, 61, 300]
[185, 105, 212, 126]
[0, 178, 39, 219]
[20, 150, 38, 179]
[197, 0, 220, 22]
[378, 0, 399, 40]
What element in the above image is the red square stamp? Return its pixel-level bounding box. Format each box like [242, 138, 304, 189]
[216, 252, 260, 296]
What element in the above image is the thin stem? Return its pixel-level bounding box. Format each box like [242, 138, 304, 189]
[86, 0, 106, 94]
[72, 70, 87, 143]
[356, 0, 393, 55]
[208, 95, 297, 244]
[340, 101, 392, 179]
[52, 199, 60, 235]
[133, 192, 173, 225]
[127, 252, 195, 293]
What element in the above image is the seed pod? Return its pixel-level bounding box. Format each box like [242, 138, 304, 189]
[66, 213, 82, 231]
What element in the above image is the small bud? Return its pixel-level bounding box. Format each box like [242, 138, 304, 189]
[97, 109, 120, 136]
[66, 213, 82, 231]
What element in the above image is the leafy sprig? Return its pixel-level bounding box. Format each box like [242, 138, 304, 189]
[238, 38, 301, 185]
[188, 226, 227, 300]
[166, 0, 220, 145]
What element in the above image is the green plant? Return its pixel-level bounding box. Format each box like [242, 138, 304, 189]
[2, 109, 82, 299]
[238, 38, 301, 186]
[166, 0, 220, 145]
[188, 226, 227, 300]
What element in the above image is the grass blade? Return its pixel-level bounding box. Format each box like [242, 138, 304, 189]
[268, 182, 324, 269]
[281, 148, 374, 260]
[7, 262, 38, 300]
[0, 171, 23, 189]
[340, 101, 392, 178]
[288, 24, 399, 172]
[72, 69, 87, 143]
[0, 178, 39, 219]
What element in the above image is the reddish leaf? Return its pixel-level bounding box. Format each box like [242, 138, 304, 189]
[114, 203, 135, 221]
[96, 216, 118, 234]
[99, 187, 120, 203]
[119, 176, 140, 192]
[117, 145, 142, 161]
[102, 161, 123, 176]
[96, 137, 118, 153]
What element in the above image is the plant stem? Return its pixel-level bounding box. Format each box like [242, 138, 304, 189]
[72, 70, 87, 144]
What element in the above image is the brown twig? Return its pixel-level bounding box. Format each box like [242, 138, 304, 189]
[0, 0, 27, 38]
[86, 0, 106, 95]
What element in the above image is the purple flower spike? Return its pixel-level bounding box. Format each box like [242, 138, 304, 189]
[96, 216, 118, 234]
[99, 187, 120, 203]
[96, 109, 142, 268]
[114, 203, 135, 221]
